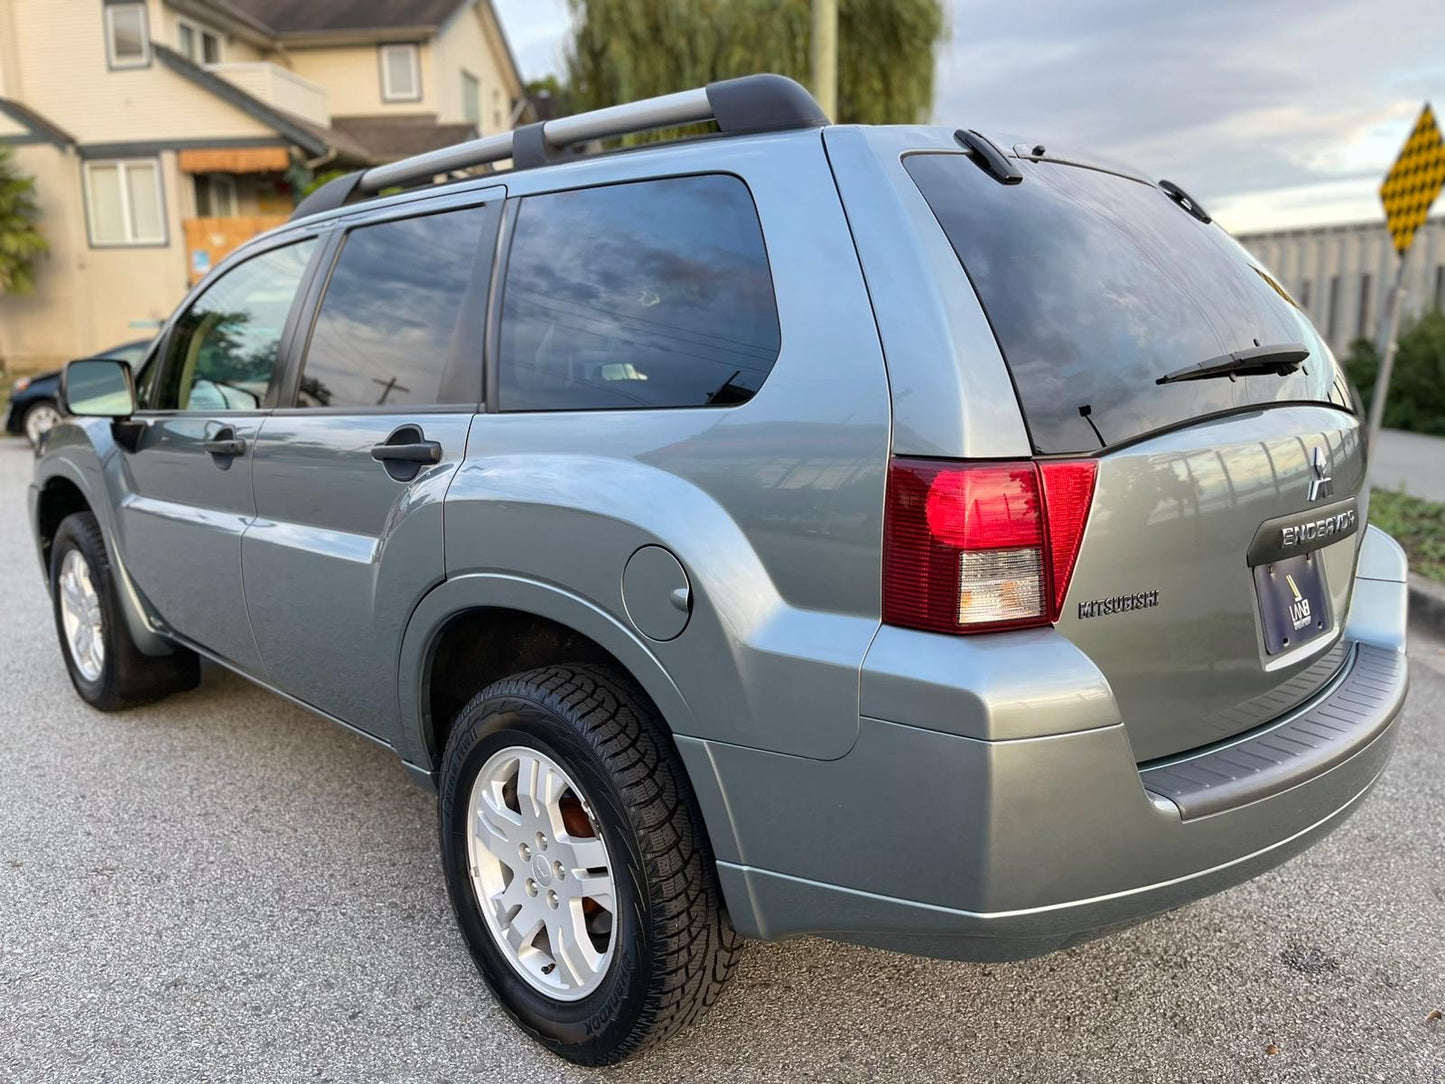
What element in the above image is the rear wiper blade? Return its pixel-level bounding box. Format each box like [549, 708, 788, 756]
[1155, 343, 1309, 385]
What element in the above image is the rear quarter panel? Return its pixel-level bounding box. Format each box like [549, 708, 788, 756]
[437, 132, 892, 759]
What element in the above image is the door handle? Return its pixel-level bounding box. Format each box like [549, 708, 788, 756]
[202, 437, 246, 456]
[202, 425, 246, 464]
[370, 442, 441, 464]
[370, 424, 441, 482]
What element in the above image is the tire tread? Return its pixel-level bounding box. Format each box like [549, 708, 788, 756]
[450, 663, 742, 1062]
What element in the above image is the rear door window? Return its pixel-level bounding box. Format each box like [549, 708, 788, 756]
[905, 153, 1347, 454]
[498, 174, 780, 411]
[296, 204, 496, 408]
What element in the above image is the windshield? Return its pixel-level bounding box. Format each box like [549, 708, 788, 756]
[905, 152, 1351, 454]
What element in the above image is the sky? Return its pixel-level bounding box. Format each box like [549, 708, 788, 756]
[491, 0, 1445, 234]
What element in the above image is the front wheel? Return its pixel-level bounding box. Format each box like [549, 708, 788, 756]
[439, 664, 741, 1065]
[49, 511, 199, 710]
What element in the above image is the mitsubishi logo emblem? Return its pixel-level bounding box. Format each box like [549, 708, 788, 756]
[1308, 446, 1333, 502]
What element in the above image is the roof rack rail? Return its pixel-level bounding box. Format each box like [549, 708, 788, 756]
[289, 73, 827, 222]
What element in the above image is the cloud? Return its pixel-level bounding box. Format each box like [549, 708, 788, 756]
[491, 0, 1445, 232]
[937, 0, 1445, 230]
[492, 0, 572, 81]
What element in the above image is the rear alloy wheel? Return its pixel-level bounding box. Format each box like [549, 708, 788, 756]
[440, 664, 741, 1064]
[467, 745, 617, 1000]
[23, 399, 63, 447]
[49, 511, 200, 710]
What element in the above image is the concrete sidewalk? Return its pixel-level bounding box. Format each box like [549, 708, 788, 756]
[1372, 428, 1445, 502]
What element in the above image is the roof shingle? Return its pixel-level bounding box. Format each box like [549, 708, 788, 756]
[218, 0, 464, 34]
[331, 114, 477, 162]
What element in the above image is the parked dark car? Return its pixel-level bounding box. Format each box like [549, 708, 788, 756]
[6, 339, 151, 447]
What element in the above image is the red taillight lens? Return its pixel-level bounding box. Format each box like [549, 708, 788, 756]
[883, 458, 1096, 634]
[1038, 461, 1097, 620]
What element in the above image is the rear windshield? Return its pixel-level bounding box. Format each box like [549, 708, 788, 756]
[905, 152, 1350, 454]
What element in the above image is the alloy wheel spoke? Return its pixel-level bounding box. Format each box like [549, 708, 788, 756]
[515, 754, 563, 822]
[475, 790, 524, 855]
[504, 905, 546, 955]
[572, 870, 615, 913]
[561, 835, 608, 873]
[550, 902, 603, 988]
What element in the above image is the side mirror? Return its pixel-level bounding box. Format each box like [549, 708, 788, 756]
[61, 358, 136, 418]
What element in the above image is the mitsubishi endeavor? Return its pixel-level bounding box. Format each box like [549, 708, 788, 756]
[31, 75, 1410, 1064]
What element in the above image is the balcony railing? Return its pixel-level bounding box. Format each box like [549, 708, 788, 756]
[207, 62, 330, 127]
[183, 216, 290, 284]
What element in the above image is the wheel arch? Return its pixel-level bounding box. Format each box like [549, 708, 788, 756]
[32, 452, 176, 657]
[34, 473, 92, 573]
[398, 573, 701, 778]
[399, 573, 747, 864]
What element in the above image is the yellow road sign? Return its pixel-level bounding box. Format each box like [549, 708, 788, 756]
[1380, 103, 1445, 255]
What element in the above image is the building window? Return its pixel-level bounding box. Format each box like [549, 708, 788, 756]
[461, 71, 480, 129]
[178, 20, 222, 65]
[493, 89, 503, 130]
[194, 174, 238, 218]
[380, 44, 421, 102]
[1357, 273, 1372, 340]
[84, 159, 166, 246]
[104, 3, 150, 69]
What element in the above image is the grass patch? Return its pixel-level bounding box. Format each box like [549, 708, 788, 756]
[1370, 487, 1445, 584]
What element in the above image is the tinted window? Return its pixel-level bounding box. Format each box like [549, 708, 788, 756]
[154, 240, 315, 411]
[499, 175, 780, 411]
[905, 154, 1345, 454]
[297, 206, 493, 408]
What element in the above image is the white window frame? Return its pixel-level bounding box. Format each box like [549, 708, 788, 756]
[380, 43, 421, 102]
[177, 17, 222, 65]
[83, 158, 167, 247]
[461, 69, 480, 128]
[104, 3, 151, 70]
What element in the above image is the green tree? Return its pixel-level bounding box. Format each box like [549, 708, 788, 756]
[1344, 310, 1445, 436]
[0, 144, 48, 294]
[563, 0, 946, 127]
[525, 74, 574, 118]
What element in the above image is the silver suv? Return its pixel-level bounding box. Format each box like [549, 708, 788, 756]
[31, 75, 1411, 1064]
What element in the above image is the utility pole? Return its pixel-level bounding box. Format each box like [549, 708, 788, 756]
[1366, 254, 1408, 449]
[811, 0, 837, 120]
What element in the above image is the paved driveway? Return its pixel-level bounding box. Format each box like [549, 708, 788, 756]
[1373, 428, 1445, 503]
[1, 439, 1442, 1083]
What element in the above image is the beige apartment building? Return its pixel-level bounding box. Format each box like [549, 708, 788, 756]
[0, 0, 529, 369]
[1236, 216, 1445, 356]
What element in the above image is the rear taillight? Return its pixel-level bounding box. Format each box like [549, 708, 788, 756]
[883, 458, 1096, 634]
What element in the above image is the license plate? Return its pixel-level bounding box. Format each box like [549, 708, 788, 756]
[1253, 552, 1330, 654]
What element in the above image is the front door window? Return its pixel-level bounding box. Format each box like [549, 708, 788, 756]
[153, 240, 316, 412]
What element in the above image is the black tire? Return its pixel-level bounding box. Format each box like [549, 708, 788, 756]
[49, 511, 200, 711]
[439, 664, 742, 1065]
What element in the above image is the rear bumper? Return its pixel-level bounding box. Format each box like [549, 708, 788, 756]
[682, 527, 1410, 960]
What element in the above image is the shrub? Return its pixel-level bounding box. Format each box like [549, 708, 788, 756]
[1343, 309, 1445, 436]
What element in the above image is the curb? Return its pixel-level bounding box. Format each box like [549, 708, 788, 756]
[1408, 574, 1445, 637]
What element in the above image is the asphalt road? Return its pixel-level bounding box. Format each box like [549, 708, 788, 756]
[1, 438, 1442, 1084]
[1373, 429, 1445, 504]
